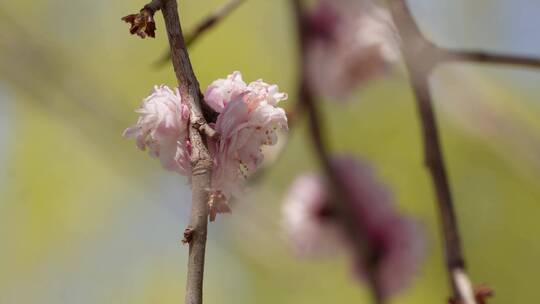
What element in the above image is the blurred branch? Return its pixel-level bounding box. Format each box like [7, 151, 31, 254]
[387, 1, 478, 303]
[183, 0, 245, 46]
[156, 0, 246, 66]
[387, 0, 540, 300]
[292, 0, 384, 303]
[444, 50, 540, 68]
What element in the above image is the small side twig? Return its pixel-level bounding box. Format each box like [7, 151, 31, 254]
[184, 0, 246, 46]
[156, 0, 247, 65]
[444, 50, 540, 68]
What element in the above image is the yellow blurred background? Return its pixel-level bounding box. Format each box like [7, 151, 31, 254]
[1, 0, 540, 303]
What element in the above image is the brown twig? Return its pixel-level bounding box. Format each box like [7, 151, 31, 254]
[444, 49, 540, 68]
[388, 0, 540, 302]
[387, 0, 471, 302]
[134, 1, 214, 303]
[144, 0, 163, 13]
[292, 0, 384, 303]
[156, 0, 247, 66]
[160, 1, 212, 303]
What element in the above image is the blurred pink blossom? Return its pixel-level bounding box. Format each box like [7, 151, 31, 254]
[282, 174, 347, 256]
[206, 72, 288, 212]
[123, 85, 192, 175]
[306, 0, 400, 99]
[282, 156, 425, 298]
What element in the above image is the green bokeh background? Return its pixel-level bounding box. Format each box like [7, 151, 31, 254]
[1, 0, 540, 303]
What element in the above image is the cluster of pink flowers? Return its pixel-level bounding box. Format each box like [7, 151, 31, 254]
[123, 85, 192, 175]
[282, 156, 425, 298]
[305, 0, 400, 98]
[124, 72, 288, 218]
[205, 72, 288, 201]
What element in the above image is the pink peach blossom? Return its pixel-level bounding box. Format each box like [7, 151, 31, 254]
[212, 97, 288, 198]
[124, 74, 288, 220]
[245, 79, 288, 107]
[204, 71, 247, 113]
[282, 174, 347, 256]
[205, 72, 288, 204]
[306, 0, 400, 98]
[123, 85, 191, 175]
[282, 156, 425, 298]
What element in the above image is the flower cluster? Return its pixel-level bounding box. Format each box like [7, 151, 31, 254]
[123, 85, 192, 175]
[205, 72, 288, 202]
[305, 0, 400, 98]
[124, 72, 288, 220]
[282, 156, 425, 298]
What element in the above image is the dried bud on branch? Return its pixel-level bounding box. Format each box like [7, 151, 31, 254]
[122, 7, 157, 38]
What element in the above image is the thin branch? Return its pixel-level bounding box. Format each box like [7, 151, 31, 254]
[384, 0, 540, 72]
[444, 49, 540, 68]
[156, 0, 247, 66]
[185, 0, 246, 46]
[387, 0, 473, 303]
[383, 1, 540, 302]
[158, 1, 214, 304]
[292, 0, 384, 303]
[144, 0, 164, 13]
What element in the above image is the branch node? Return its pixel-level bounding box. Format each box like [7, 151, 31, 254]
[182, 227, 194, 245]
[196, 120, 219, 139]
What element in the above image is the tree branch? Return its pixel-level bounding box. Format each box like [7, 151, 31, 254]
[156, 0, 247, 66]
[444, 49, 540, 68]
[292, 0, 384, 303]
[375, 1, 540, 302]
[123, 1, 214, 302]
[144, 0, 163, 13]
[159, 1, 213, 304]
[387, 0, 473, 303]
[185, 0, 246, 46]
